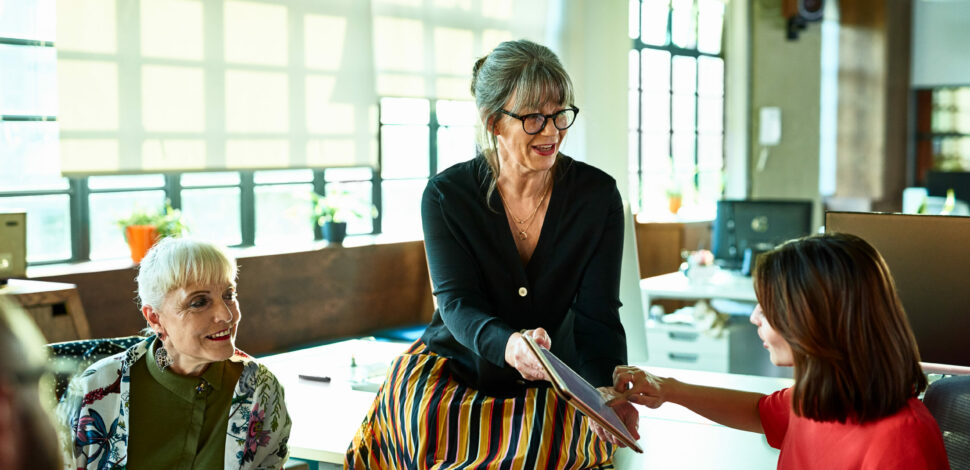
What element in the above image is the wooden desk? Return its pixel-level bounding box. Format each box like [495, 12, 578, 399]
[640, 270, 756, 307]
[259, 339, 793, 469]
[0, 278, 91, 342]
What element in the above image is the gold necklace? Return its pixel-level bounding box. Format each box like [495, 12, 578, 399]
[498, 172, 551, 240]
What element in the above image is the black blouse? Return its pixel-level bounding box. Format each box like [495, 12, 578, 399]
[419, 155, 627, 396]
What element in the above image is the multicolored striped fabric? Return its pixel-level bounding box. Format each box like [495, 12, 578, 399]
[346, 341, 616, 469]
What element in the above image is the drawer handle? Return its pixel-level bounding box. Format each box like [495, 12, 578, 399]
[668, 353, 699, 363]
[668, 331, 699, 341]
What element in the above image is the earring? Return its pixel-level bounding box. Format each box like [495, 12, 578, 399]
[154, 344, 174, 370]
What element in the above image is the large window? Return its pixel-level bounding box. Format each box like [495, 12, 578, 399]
[378, 97, 478, 239]
[629, 0, 725, 218]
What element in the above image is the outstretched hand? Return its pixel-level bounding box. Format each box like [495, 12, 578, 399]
[609, 365, 666, 409]
[505, 328, 552, 382]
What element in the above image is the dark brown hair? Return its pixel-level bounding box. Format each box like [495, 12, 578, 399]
[753, 233, 927, 423]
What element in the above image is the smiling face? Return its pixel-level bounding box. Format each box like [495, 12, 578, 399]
[144, 282, 240, 376]
[494, 100, 569, 174]
[750, 304, 794, 367]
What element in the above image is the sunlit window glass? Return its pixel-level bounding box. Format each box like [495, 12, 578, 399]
[181, 187, 242, 246]
[0, 195, 71, 263]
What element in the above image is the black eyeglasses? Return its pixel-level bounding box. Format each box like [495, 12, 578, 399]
[499, 106, 579, 135]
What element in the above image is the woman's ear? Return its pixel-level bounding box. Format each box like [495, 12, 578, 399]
[486, 115, 500, 136]
[142, 305, 162, 336]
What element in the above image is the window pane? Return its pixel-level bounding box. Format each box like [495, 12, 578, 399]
[381, 179, 425, 239]
[0, 194, 70, 263]
[672, 93, 696, 132]
[640, 49, 671, 91]
[181, 187, 242, 246]
[641, 0, 670, 46]
[628, 0, 640, 40]
[0, 0, 55, 41]
[640, 171, 670, 215]
[0, 121, 65, 191]
[672, 131, 696, 175]
[181, 172, 241, 187]
[437, 127, 475, 173]
[381, 125, 429, 179]
[325, 167, 373, 182]
[0, 44, 57, 116]
[255, 183, 315, 246]
[697, 170, 723, 207]
[698, 133, 723, 170]
[697, 97, 723, 133]
[88, 174, 165, 190]
[641, 92, 671, 131]
[672, 56, 696, 93]
[698, 56, 724, 96]
[697, 0, 725, 54]
[436, 100, 477, 126]
[671, 0, 696, 49]
[89, 190, 166, 260]
[380, 97, 430, 125]
[641, 132, 671, 172]
[254, 169, 313, 184]
[628, 90, 639, 130]
[323, 181, 374, 235]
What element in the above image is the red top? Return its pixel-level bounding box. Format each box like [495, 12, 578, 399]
[759, 387, 950, 470]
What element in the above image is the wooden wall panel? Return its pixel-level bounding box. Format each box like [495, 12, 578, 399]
[34, 241, 434, 356]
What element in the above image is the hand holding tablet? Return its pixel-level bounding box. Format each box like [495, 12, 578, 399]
[522, 335, 644, 453]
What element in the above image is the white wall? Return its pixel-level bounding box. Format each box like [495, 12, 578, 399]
[911, 0, 970, 87]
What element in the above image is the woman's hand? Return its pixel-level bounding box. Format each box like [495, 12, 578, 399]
[504, 328, 551, 381]
[591, 386, 641, 447]
[610, 365, 667, 409]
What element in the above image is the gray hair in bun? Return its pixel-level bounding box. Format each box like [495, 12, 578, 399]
[470, 39, 575, 207]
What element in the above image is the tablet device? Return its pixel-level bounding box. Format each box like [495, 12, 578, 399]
[523, 335, 643, 453]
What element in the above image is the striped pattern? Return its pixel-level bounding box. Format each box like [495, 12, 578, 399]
[346, 341, 616, 469]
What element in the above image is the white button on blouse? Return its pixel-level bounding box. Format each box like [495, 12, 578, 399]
[518, 287, 528, 297]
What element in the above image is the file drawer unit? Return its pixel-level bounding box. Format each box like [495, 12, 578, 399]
[645, 319, 765, 374]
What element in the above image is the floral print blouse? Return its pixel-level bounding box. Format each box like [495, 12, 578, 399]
[58, 337, 291, 470]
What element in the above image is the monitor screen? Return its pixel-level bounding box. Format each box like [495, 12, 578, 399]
[712, 199, 814, 270]
[926, 171, 970, 203]
[825, 211, 970, 368]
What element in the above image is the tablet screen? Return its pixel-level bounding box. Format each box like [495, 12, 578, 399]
[528, 339, 643, 452]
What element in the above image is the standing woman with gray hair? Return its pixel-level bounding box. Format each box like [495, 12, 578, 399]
[347, 39, 635, 469]
[58, 238, 291, 469]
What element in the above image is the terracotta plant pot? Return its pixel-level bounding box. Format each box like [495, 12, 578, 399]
[125, 225, 158, 264]
[668, 196, 682, 215]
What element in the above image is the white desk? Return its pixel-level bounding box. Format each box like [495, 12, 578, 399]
[640, 270, 756, 306]
[258, 339, 410, 467]
[260, 339, 792, 469]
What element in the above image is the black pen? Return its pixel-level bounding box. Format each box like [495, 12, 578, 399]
[299, 374, 332, 383]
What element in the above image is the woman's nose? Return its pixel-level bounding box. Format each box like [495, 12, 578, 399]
[218, 302, 234, 322]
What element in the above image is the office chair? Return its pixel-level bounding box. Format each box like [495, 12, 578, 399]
[47, 335, 146, 401]
[923, 375, 970, 470]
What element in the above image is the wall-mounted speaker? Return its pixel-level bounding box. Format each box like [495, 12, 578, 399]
[0, 211, 27, 285]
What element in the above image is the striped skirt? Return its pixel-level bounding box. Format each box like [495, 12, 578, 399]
[345, 341, 615, 470]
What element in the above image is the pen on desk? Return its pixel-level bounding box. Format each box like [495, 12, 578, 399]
[299, 374, 332, 383]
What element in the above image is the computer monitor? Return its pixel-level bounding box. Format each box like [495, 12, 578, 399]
[825, 211, 970, 368]
[712, 199, 814, 270]
[926, 171, 970, 203]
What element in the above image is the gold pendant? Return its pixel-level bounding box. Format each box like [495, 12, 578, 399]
[518, 231, 528, 240]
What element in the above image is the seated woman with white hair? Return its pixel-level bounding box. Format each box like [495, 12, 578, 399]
[59, 237, 291, 470]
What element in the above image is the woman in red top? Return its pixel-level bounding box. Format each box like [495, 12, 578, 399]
[607, 233, 950, 469]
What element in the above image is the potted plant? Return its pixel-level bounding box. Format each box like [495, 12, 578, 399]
[115, 200, 187, 263]
[311, 190, 376, 245]
[666, 187, 683, 215]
